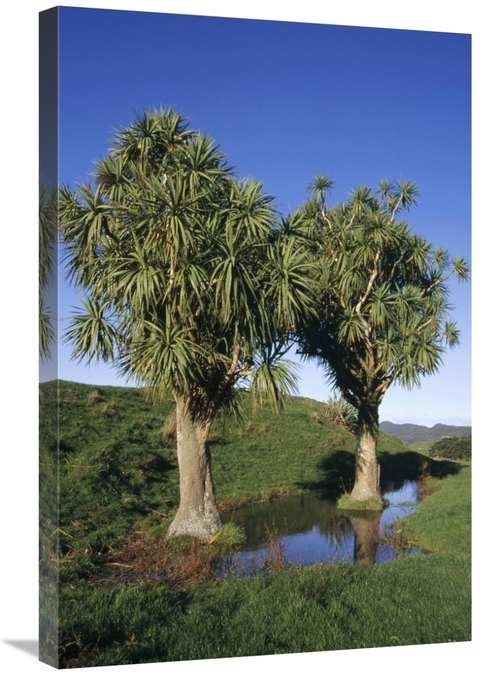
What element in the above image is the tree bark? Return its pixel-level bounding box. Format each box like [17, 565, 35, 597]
[349, 404, 383, 505]
[167, 397, 221, 541]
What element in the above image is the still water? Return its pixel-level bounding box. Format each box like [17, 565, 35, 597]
[219, 480, 420, 576]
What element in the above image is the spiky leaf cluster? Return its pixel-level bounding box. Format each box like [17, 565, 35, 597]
[322, 395, 358, 434]
[60, 109, 315, 419]
[296, 177, 469, 416]
[39, 183, 58, 362]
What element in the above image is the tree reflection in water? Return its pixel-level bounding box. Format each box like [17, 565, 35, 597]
[219, 480, 420, 577]
[350, 512, 381, 564]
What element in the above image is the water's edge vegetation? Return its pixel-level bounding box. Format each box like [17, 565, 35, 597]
[40, 380, 471, 667]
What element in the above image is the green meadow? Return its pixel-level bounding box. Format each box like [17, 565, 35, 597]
[39, 380, 471, 667]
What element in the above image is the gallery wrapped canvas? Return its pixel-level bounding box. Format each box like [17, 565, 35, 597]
[39, 4, 471, 671]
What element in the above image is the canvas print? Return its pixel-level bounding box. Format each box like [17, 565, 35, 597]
[39, 5, 471, 669]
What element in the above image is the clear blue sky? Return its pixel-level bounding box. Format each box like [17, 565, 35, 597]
[52, 5, 471, 426]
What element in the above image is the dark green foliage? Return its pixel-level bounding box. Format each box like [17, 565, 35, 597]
[429, 435, 472, 461]
[59, 108, 319, 539]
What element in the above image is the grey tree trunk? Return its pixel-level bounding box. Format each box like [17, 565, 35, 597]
[167, 397, 221, 541]
[349, 405, 382, 505]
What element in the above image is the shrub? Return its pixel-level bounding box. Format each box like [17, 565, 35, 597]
[428, 435, 471, 461]
[321, 395, 357, 434]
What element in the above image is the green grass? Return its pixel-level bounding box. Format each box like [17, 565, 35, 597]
[40, 380, 471, 667]
[407, 440, 435, 454]
[60, 549, 470, 666]
[400, 464, 471, 557]
[336, 494, 385, 511]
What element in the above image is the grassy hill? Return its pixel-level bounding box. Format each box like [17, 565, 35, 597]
[40, 379, 458, 582]
[39, 380, 470, 667]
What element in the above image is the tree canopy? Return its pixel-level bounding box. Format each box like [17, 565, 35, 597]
[60, 109, 315, 414]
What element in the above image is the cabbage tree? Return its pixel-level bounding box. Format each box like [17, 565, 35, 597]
[296, 177, 469, 507]
[39, 183, 57, 362]
[59, 109, 315, 539]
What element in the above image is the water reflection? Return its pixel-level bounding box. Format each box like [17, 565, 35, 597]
[219, 480, 420, 576]
[350, 513, 380, 563]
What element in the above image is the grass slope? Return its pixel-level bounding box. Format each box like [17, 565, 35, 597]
[40, 380, 470, 667]
[42, 379, 416, 576]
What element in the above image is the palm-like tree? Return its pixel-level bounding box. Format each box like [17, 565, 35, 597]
[59, 109, 316, 540]
[296, 176, 469, 507]
[39, 183, 58, 363]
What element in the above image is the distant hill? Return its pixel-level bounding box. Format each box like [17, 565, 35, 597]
[379, 421, 471, 446]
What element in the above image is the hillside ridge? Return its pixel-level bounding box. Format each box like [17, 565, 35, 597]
[380, 420, 471, 446]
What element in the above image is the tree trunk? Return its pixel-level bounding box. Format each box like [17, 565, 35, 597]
[167, 397, 221, 541]
[349, 404, 382, 505]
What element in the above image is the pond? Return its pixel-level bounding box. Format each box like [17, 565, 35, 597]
[218, 480, 421, 577]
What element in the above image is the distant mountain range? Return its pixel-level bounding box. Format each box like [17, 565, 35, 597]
[379, 421, 471, 446]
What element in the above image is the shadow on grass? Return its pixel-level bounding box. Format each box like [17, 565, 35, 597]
[379, 450, 461, 482]
[142, 452, 177, 484]
[296, 449, 461, 497]
[296, 450, 355, 497]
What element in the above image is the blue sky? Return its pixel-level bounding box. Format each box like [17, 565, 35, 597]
[51, 6, 471, 426]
